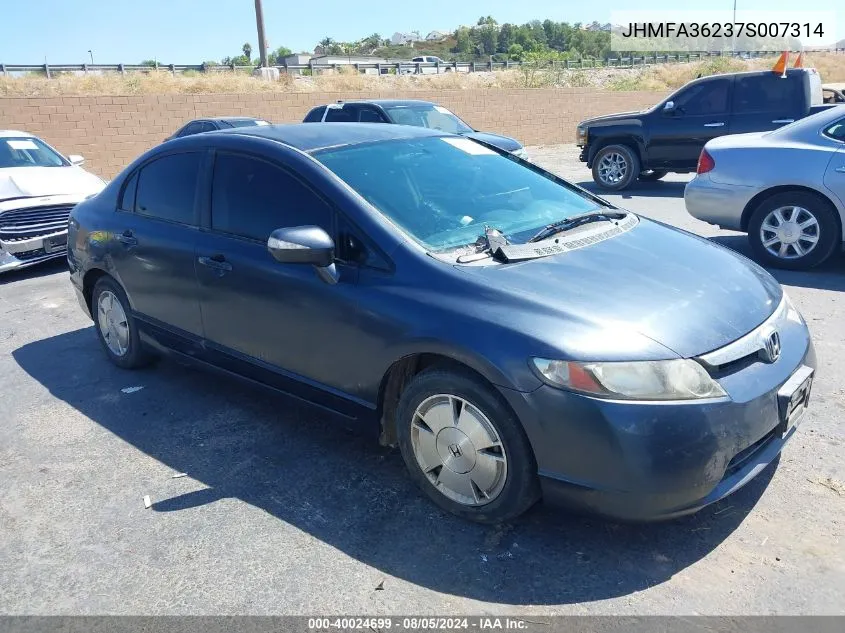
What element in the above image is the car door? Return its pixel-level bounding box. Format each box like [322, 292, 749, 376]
[645, 76, 734, 170]
[110, 151, 206, 339]
[822, 119, 845, 214]
[193, 150, 372, 415]
[731, 73, 804, 135]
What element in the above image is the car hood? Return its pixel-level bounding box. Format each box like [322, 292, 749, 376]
[0, 166, 105, 203]
[457, 218, 781, 359]
[461, 131, 522, 152]
[579, 110, 650, 127]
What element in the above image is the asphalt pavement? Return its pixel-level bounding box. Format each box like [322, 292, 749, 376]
[0, 145, 842, 615]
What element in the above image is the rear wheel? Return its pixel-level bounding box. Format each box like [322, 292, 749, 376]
[748, 191, 840, 270]
[592, 144, 640, 191]
[396, 368, 540, 524]
[639, 169, 668, 182]
[92, 277, 152, 369]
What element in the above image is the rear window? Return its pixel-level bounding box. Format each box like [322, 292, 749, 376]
[303, 106, 327, 123]
[325, 106, 356, 123]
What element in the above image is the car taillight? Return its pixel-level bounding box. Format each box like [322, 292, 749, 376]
[697, 149, 715, 174]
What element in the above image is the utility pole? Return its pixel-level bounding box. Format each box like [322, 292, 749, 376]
[731, 1, 737, 53]
[88, 50, 94, 64]
[254, 0, 268, 67]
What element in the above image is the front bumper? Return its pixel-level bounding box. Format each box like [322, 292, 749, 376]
[502, 317, 815, 521]
[0, 230, 68, 273]
[684, 175, 757, 232]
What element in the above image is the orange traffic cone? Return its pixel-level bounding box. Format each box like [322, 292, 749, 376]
[772, 51, 789, 77]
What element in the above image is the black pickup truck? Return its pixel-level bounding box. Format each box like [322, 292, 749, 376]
[577, 68, 831, 190]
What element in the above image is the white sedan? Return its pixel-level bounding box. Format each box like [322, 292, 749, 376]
[685, 106, 845, 270]
[0, 130, 105, 273]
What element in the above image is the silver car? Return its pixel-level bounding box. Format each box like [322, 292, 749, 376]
[685, 106, 845, 270]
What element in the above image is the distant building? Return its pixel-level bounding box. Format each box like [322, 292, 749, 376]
[279, 53, 313, 67]
[390, 31, 421, 46]
[425, 30, 449, 42]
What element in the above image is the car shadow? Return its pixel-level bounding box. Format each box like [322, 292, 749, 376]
[0, 259, 68, 285]
[13, 328, 775, 605]
[709, 235, 845, 292]
[574, 180, 687, 200]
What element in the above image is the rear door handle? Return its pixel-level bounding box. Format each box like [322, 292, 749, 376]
[835, 167, 845, 173]
[117, 230, 137, 246]
[703, 122, 725, 127]
[198, 255, 233, 273]
[772, 119, 794, 124]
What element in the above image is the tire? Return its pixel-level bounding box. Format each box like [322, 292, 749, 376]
[591, 144, 640, 191]
[638, 169, 668, 182]
[396, 367, 540, 524]
[748, 191, 840, 270]
[91, 276, 152, 369]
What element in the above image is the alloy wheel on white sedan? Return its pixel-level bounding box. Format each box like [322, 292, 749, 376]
[759, 205, 820, 260]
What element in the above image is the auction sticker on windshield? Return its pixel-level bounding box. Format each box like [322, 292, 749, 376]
[7, 140, 39, 150]
[441, 137, 496, 155]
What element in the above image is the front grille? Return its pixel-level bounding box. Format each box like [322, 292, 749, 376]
[725, 428, 778, 477]
[0, 205, 73, 242]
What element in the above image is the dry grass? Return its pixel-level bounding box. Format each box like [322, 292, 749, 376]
[1, 53, 842, 97]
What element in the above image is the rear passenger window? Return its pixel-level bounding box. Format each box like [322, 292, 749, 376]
[211, 153, 333, 242]
[135, 153, 202, 225]
[734, 74, 801, 114]
[359, 108, 385, 123]
[119, 172, 138, 212]
[304, 106, 327, 122]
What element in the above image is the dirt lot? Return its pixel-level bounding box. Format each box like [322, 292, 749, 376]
[0, 146, 843, 615]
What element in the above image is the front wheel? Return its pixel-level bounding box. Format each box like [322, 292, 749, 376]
[748, 191, 840, 270]
[591, 144, 640, 191]
[396, 368, 540, 524]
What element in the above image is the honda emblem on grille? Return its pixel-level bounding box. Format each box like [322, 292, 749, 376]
[760, 328, 781, 363]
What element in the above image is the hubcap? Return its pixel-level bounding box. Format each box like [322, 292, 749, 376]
[597, 151, 628, 185]
[410, 394, 507, 506]
[760, 206, 820, 260]
[97, 290, 129, 357]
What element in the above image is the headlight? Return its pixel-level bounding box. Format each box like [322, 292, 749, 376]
[530, 358, 727, 401]
[512, 147, 529, 160]
[575, 125, 588, 145]
[782, 291, 804, 324]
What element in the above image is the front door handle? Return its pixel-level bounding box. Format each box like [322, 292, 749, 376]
[835, 166, 845, 173]
[703, 122, 725, 127]
[772, 119, 794, 124]
[198, 255, 233, 273]
[117, 230, 137, 246]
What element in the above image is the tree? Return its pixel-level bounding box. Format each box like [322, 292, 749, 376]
[507, 44, 524, 61]
[139, 59, 157, 67]
[242, 43, 252, 60]
[497, 23, 515, 52]
[270, 45, 292, 64]
[476, 24, 498, 55]
[452, 28, 471, 54]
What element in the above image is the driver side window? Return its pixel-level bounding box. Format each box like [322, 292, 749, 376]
[672, 78, 731, 116]
[210, 153, 333, 242]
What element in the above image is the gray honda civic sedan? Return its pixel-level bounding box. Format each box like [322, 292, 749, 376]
[68, 123, 815, 523]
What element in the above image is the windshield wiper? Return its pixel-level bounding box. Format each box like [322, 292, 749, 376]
[456, 226, 510, 263]
[527, 210, 628, 243]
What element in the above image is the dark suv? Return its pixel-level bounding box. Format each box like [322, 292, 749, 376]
[304, 99, 528, 159]
[68, 123, 814, 524]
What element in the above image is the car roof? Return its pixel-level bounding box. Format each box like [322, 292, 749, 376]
[328, 99, 437, 108]
[0, 130, 34, 138]
[192, 116, 265, 123]
[215, 122, 448, 152]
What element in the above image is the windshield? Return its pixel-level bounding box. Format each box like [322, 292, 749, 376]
[383, 104, 474, 135]
[315, 136, 600, 251]
[0, 137, 67, 168]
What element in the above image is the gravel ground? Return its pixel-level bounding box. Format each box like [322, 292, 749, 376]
[0, 145, 843, 615]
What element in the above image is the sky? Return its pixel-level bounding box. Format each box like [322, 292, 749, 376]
[1, 0, 842, 64]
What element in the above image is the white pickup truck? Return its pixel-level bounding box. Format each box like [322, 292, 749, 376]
[398, 56, 458, 75]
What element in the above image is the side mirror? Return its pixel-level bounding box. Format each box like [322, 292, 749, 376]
[662, 100, 675, 114]
[68, 154, 85, 165]
[267, 225, 338, 284]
